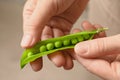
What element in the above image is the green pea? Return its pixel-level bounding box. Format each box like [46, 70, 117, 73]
[46, 43, 54, 50]
[20, 28, 108, 69]
[71, 38, 78, 45]
[27, 52, 33, 57]
[77, 35, 84, 42]
[55, 41, 62, 48]
[63, 39, 70, 46]
[39, 45, 47, 52]
[83, 34, 90, 40]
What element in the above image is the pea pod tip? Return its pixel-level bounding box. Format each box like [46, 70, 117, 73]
[96, 27, 108, 33]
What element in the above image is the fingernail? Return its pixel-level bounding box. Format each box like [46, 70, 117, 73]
[75, 44, 88, 56]
[21, 35, 33, 47]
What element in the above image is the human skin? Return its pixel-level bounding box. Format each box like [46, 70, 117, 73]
[21, 0, 120, 79]
[21, 0, 89, 71]
[70, 22, 120, 80]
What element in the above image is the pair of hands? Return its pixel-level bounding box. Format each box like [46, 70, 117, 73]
[21, 0, 120, 80]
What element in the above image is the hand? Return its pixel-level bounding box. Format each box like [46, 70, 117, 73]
[72, 22, 120, 80]
[21, 0, 89, 71]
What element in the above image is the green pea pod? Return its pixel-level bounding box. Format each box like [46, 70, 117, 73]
[20, 28, 108, 69]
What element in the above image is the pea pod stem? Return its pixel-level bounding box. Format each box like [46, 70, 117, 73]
[20, 28, 108, 69]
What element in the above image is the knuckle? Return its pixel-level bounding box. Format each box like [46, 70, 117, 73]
[23, 23, 41, 34]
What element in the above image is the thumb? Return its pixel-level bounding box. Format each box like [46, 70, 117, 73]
[74, 34, 120, 58]
[21, 0, 56, 48]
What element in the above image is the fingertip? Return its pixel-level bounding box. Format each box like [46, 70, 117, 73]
[64, 64, 73, 70]
[82, 20, 91, 27]
[63, 54, 74, 70]
[30, 58, 43, 72]
[48, 52, 66, 67]
[71, 28, 81, 34]
[74, 42, 88, 57]
[21, 34, 40, 48]
[82, 21, 95, 31]
[20, 35, 32, 48]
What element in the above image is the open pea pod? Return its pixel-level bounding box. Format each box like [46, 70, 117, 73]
[20, 28, 108, 69]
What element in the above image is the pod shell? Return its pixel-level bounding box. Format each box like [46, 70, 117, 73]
[20, 28, 108, 69]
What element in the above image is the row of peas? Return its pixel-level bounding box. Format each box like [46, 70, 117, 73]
[39, 34, 90, 53]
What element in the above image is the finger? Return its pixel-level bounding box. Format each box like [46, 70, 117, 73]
[75, 56, 115, 80]
[24, 0, 41, 71]
[48, 28, 66, 67]
[21, 0, 37, 48]
[47, 17, 72, 33]
[48, 51, 66, 67]
[62, 28, 80, 69]
[21, 0, 55, 48]
[52, 28, 64, 37]
[30, 58, 43, 71]
[63, 52, 74, 70]
[82, 21, 96, 31]
[75, 34, 120, 58]
[82, 21, 106, 38]
[23, 0, 37, 22]
[41, 26, 53, 40]
[30, 26, 53, 71]
[71, 28, 81, 34]
[81, 21, 100, 38]
[66, 49, 76, 60]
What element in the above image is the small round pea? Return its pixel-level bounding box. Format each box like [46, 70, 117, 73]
[77, 35, 84, 42]
[55, 41, 62, 48]
[63, 39, 70, 46]
[71, 38, 78, 45]
[46, 43, 54, 50]
[83, 34, 90, 40]
[39, 45, 47, 52]
[27, 52, 33, 57]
